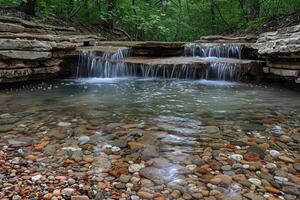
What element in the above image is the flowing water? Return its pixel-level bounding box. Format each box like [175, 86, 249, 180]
[0, 78, 299, 199]
[76, 44, 244, 81]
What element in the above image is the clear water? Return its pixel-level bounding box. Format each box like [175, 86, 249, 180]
[1, 78, 299, 126]
[0, 78, 299, 198]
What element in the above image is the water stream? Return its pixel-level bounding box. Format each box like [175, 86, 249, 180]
[76, 43, 244, 81]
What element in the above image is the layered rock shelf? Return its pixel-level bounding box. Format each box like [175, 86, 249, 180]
[0, 16, 100, 83]
[253, 25, 300, 83]
[0, 16, 299, 84]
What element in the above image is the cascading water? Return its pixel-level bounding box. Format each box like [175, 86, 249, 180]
[76, 48, 133, 78]
[76, 43, 244, 81]
[184, 43, 242, 81]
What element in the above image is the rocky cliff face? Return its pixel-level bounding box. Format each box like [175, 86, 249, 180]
[253, 25, 300, 83]
[0, 16, 100, 83]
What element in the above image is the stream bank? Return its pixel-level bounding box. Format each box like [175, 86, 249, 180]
[0, 16, 299, 84]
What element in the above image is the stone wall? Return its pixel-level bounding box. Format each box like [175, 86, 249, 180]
[252, 25, 300, 83]
[0, 16, 99, 83]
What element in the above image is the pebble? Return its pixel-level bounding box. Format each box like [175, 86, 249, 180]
[293, 163, 300, 172]
[270, 150, 280, 157]
[137, 190, 154, 199]
[248, 178, 262, 186]
[129, 163, 144, 173]
[78, 135, 90, 144]
[57, 121, 71, 127]
[266, 163, 277, 169]
[31, 174, 42, 182]
[278, 156, 295, 163]
[61, 188, 75, 197]
[230, 154, 243, 161]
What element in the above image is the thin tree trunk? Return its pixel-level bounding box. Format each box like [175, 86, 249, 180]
[23, 0, 37, 16]
[249, 0, 260, 20]
[211, 0, 217, 35]
[107, 0, 116, 30]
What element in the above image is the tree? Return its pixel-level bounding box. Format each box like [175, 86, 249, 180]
[22, 0, 37, 16]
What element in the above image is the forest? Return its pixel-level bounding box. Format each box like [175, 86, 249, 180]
[0, 0, 300, 41]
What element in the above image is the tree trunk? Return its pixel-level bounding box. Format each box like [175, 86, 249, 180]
[23, 0, 37, 16]
[211, 0, 217, 35]
[107, 0, 116, 30]
[249, 0, 260, 20]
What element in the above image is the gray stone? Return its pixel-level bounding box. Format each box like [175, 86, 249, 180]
[294, 163, 300, 172]
[8, 137, 32, 147]
[244, 192, 264, 200]
[0, 39, 52, 51]
[0, 22, 24, 33]
[0, 50, 52, 60]
[61, 188, 74, 197]
[0, 124, 14, 132]
[139, 167, 167, 184]
[141, 145, 158, 160]
[221, 165, 232, 171]
[119, 175, 131, 183]
[282, 186, 300, 196]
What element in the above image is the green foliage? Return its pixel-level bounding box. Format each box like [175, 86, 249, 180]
[0, 0, 300, 41]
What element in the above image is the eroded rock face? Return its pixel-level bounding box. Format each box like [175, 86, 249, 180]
[0, 39, 52, 51]
[0, 51, 52, 60]
[0, 16, 101, 83]
[253, 24, 300, 83]
[0, 22, 25, 33]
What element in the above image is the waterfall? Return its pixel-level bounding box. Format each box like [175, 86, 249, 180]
[184, 43, 242, 59]
[184, 43, 242, 81]
[76, 43, 244, 81]
[76, 48, 132, 78]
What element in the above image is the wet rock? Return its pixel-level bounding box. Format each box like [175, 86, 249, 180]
[230, 154, 243, 161]
[8, 137, 31, 147]
[119, 174, 131, 183]
[128, 142, 145, 149]
[248, 178, 261, 186]
[48, 128, 73, 139]
[141, 179, 154, 188]
[141, 145, 158, 160]
[209, 142, 226, 150]
[129, 163, 145, 173]
[71, 196, 89, 200]
[108, 140, 128, 148]
[244, 152, 260, 161]
[221, 165, 232, 171]
[282, 186, 300, 196]
[12, 195, 22, 200]
[137, 190, 153, 199]
[31, 174, 42, 182]
[271, 125, 283, 137]
[293, 163, 300, 172]
[139, 167, 166, 184]
[43, 144, 59, 155]
[110, 161, 129, 177]
[278, 155, 295, 163]
[78, 135, 90, 144]
[70, 149, 83, 162]
[152, 158, 172, 168]
[62, 188, 75, 198]
[209, 175, 232, 185]
[244, 192, 264, 200]
[58, 121, 71, 127]
[270, 150, 280, 158]
[230, 140, 246, 147]
[246, 146, 265, 159]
